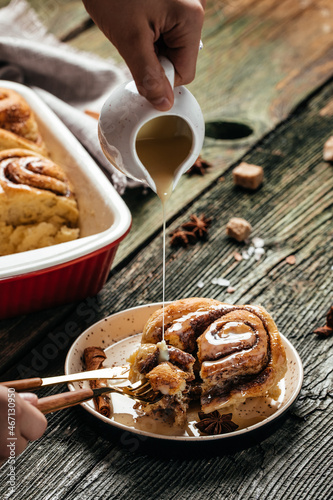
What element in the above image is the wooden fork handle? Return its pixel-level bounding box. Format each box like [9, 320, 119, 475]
[0, 378, 43, 391]
[37, 389, 94, 414]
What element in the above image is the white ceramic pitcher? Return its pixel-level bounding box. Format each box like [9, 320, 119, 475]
[98, 57, 205, 195]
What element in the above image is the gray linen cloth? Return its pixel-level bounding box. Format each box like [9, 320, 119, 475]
[0, 0, 133, 193]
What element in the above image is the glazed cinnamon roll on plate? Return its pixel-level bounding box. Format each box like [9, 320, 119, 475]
[135, 298, 287, 420]
[65, 301, 303, 441]
[197, 304, 287, 412]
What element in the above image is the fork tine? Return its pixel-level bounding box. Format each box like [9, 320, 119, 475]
[99, 376, 163, 404]
[137, 389, 156, 399]
[131, 381, 152, 395]
[128, 383, 152, 396]
[130, 379, 149, 389]
[121, 380, 161, 403]
[124, 380, 149, 394]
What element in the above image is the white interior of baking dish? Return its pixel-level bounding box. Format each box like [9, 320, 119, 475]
[0, 81, 131, 279]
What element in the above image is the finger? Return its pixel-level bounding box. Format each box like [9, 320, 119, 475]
[0, 434, 28, 460]
[163, 31, 203, 87]
[162, 1, 205, 86]
[20, 392, 38, 406]
[118, 28, 174, 110]
[18, 397, 47, 442]
[165, 44, 200, 88]
[0, 393, 28, 459]
[13, 435, 29, 457]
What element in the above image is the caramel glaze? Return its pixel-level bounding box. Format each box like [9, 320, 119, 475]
[198, 311, 269, 383]
[140, 298, 287, 414]
[165, 306, 231, 352]
[198, 305, 286, 412]
[134, 343, 195, 380]
[198, 312, 271, 402]
[147, 363, 189, 395]
[142, 298, 226, 348]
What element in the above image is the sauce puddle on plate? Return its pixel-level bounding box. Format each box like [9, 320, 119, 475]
[84, 334, 287, 438]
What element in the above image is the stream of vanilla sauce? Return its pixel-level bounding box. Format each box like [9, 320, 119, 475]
[135, 116, 192, 359]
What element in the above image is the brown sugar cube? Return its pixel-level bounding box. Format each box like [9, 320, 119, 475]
[323, 136, 333, 162]
[232, 162, 264, 190]
[226, 217, 252, 242]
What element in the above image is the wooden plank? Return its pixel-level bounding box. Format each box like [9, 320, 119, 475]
[0, 0, 89, 40]
[2, 0, 332, 266]
[3, 0, 333, 128]
[29, 0, 87, 39]
[103, 83, 333, 325]
[0, 2, 332, 498]
[0, 75, 332, 500]
[64, 0, 333, 266]
[1, 34, 333, 381]
[68, 0, 333, 125]
[0, 304, 76, 377]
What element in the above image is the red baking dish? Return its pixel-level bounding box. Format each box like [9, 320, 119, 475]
[0, 81, 132, 319]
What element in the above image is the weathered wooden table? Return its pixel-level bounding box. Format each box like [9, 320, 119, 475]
[0, 1, 332, 499]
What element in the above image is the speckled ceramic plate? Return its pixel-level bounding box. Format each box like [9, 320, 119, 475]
[65, 303, 303, 441]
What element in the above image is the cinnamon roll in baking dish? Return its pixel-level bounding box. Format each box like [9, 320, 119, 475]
[0, 149, 79, 255]
[0, 88, 48, 156]
[129, 298, 287, 425]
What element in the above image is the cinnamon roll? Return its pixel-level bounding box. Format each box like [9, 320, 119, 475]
[0, 149, 79, 255]
[128, 342, 196, 426]
[129, 343, 195, 382]
[142, 297, 224, 347]
[129, 298, 287, 425]
[197, 304, 287, 412]
[0, 88, 48, 156]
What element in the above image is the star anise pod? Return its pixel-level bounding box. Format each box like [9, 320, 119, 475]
[313, 326, 333, 337]
[169, 228, 196, 247]
[195, 411, 239, 435]
[181, 214, 212, 240]
[313, 305, 333, 337]
[187, 156, 212, 176]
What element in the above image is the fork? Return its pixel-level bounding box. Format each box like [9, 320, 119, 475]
[36, 379, 162, 414]
[122, 380, 160, 404]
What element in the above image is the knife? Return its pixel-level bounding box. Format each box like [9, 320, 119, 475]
[0, 366, 129, 392]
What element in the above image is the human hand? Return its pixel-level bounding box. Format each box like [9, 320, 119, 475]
[82, 0, 206, 110]
[0, 386, 47, 464]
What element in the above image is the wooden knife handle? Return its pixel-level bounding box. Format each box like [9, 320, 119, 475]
[0, 378, 43, 391]
[37, 388, 95, 414]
